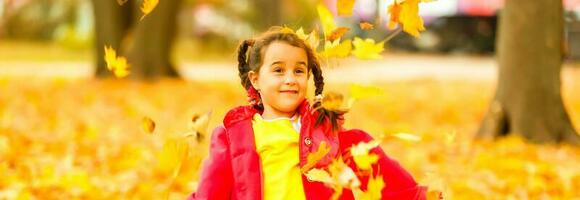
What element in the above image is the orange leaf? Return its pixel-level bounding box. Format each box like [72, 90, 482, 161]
[327, 27, 350, 42]
[387, 0, 425, 37]
[387, 3, 402, 30]
[301, 141, 331, 173]
[359, 22, 374, 30]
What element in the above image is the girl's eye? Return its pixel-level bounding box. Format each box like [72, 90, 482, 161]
[295, 69, 305, 74]
[273, 68, 283, 73]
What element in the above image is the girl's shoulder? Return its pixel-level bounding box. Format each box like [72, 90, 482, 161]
[222, 105, 259, 127]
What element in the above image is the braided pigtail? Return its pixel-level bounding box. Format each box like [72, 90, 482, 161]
[310, 59, 346, 133]
[237, 39, 263, 110]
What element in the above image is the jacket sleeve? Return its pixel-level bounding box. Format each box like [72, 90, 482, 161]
[187, 125, 233, 200]
[338, 129, 428, 200]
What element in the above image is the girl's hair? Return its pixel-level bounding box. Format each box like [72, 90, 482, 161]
[237, 26, 343, 132]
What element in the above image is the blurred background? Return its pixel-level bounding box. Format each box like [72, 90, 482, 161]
[1, 0, 580, 199]
[1, 0, 578, 64]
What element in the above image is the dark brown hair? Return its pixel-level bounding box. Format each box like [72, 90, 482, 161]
[237, 26, 343, 132]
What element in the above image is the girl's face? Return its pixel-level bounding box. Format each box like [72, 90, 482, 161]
[249, 41, 309, 119]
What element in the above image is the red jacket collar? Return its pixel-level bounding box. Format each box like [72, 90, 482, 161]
[223, 99, 312, 128]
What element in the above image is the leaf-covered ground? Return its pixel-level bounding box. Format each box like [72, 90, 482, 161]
[0, 77, 579, 199]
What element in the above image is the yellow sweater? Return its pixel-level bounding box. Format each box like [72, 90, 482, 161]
[252, 113, 306, 200]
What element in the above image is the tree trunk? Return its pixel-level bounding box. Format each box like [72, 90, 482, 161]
[91, 0, 132, 77]
[477, 0, 580, 145]
[128, 0, 181, 80]
[91, 0, 180, 79]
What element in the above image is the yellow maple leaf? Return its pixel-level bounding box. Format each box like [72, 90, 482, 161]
[301, 141, 331, 173]
[296, 27, 320, 50]
[353, 175, 385, 200]
[334, 160, 361, 189]
[388, 0, 425, 37]
[280, 26, 295, 34]
[351, 37, 385, 60]
[103, 45, 130, 78]
[156, 138, 190, 180]
[296, 27, 308, 40]
[350, 140, 380, 170]
[317, 4, 337, 38]
[140, 0, 159, 21]
[321, 39, 352, 58]
[104, 45, 117, 70]
[141, 117, 156, 134]
[112, 57, 130, 78]
[304, 168, 333, 184]
[305, 158, 360, 200]
[337, 0, 356, 16]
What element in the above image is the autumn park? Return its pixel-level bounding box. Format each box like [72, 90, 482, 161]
[1, 0, 580, 199]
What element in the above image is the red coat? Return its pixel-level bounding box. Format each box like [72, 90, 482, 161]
[188, 100, 427, 200]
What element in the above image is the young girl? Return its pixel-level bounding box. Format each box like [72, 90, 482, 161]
[188, 27, 427, 200]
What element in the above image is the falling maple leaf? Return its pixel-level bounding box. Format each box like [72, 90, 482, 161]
[296, 27, 308, 40]
[140, 0, 159, 21]
[103, 45, 130, 78]
[350, 140, 380, 170]
[280, 26, 295, 34]
[141, 117, 156, 134]
[304, 168, 333, 184]
[353, 175, 385, 200]
[296, 27, 320, 50]
[304, 158, 361, 200]
[315, 91, 351, 114]
[104, 45, 117, 71]
[321, 39, 352, 59]
[183, 112, 211, 142]
[387, 2, 402, 30]
[327, 27, 350, 42]
[112, 57, 130, 78]
[337, 0, 356, 16]
[156, 138, 190, 180]
[301, 141, 331, 173]
[359, 22, 374, 30]
[317, 4, 337, 38]
[334, 160, 361, 189]
[387, 0, 426, 37]
[351, 37, 385, 60]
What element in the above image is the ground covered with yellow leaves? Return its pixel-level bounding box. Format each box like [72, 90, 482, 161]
[0, 77, 579, 199]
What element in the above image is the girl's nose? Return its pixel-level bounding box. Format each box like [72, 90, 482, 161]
[284, 74, 297, 85]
